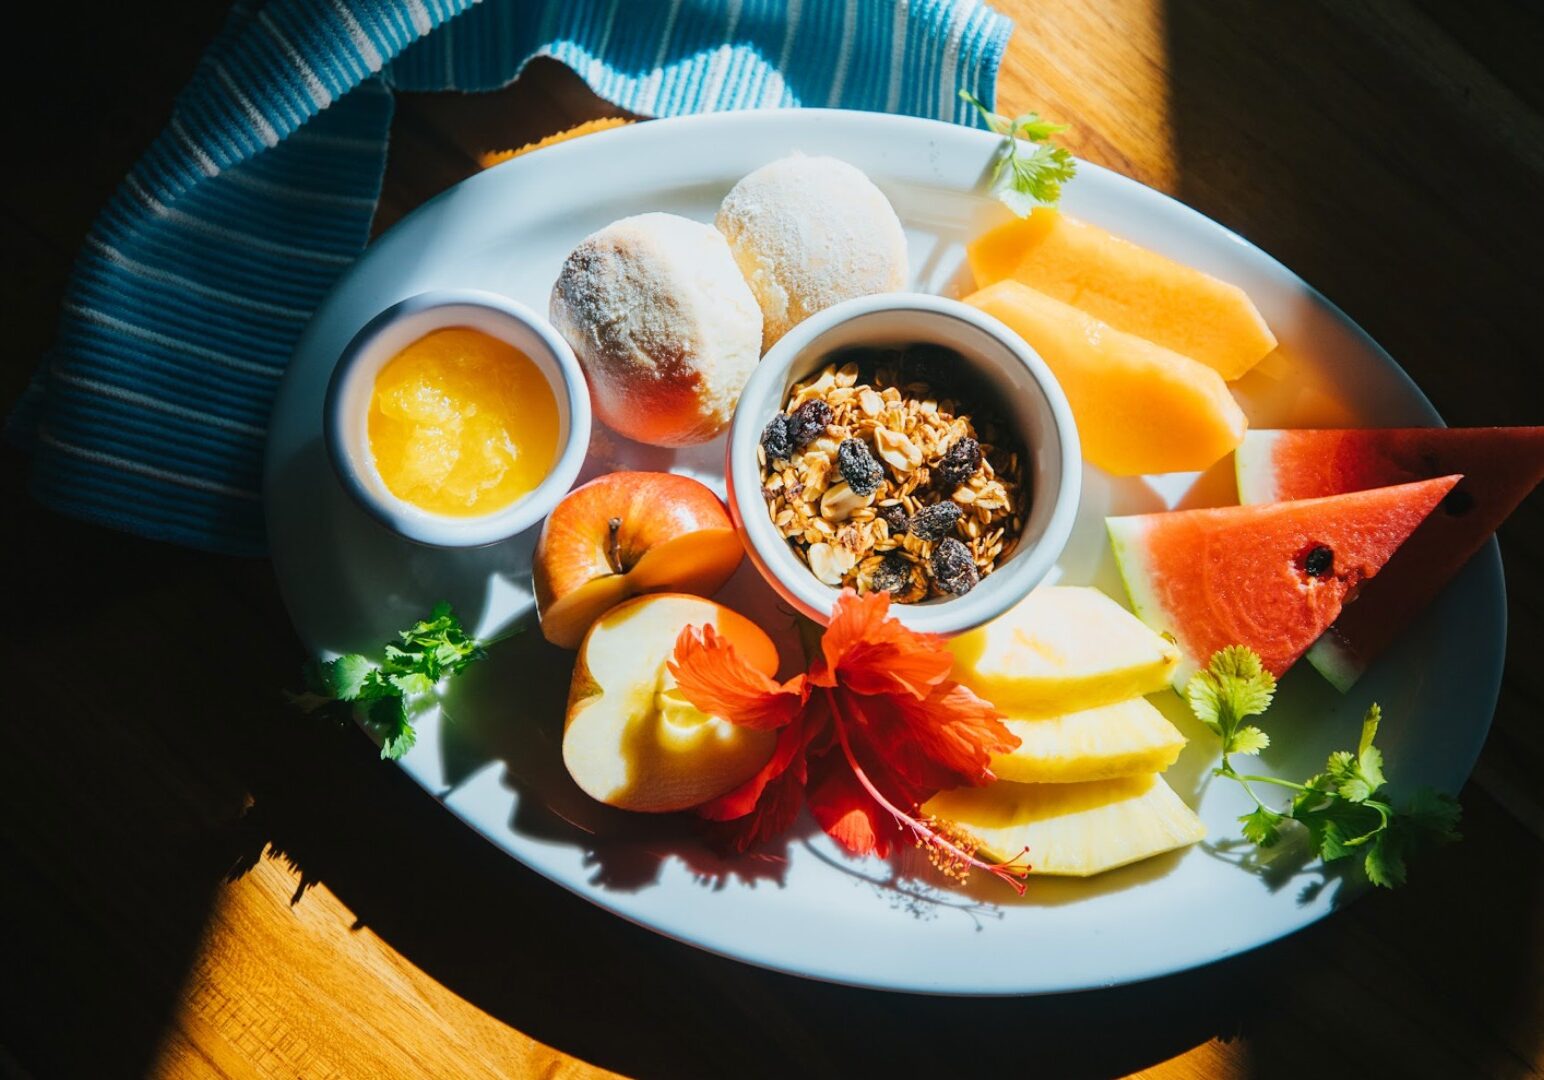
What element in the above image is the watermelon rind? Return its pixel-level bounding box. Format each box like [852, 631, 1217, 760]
[1305, 633, 1361, 694]
[1235, 427, 1544, 691]
[1232, 430, 1284, 504]
[1106, 476, 1460, 690]
[1104, 515, 1195, 690]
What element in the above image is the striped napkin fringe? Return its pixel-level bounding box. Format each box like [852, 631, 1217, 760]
[11, 0, 1013, 554]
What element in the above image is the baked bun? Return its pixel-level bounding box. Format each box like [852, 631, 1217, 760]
[716, 154, 908, 351]
[550, 212, 763, 447]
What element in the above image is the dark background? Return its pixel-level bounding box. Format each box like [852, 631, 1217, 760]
[2, 3, 1540, 1077]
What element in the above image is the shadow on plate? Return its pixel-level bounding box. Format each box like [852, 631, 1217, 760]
[432, 587, 1218, 920]
[267, 436, 522, 653]
[437, 614, 801, 894]
[1201, 836, 1350, 909]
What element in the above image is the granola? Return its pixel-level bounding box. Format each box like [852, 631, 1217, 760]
[757, 349, 1026, 601]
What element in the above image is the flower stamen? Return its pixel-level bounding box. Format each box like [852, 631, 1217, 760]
[827, 689, 1032, 894]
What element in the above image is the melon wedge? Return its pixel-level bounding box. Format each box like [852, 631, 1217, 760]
[949, 586, 1181, 715]
[965, 280, 1247, 476]
[993, 697, 1187, 784]
[1107, 476, 1460, 686]
[1237, 427, 1544, 689]
[967, 208, 1277, 380]
[923, 774, 1205, 877]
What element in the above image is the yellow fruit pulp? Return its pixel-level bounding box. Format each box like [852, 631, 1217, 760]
[993, 697, 1186, 784]
[949, 586, 1181, 715]
[369, 328, 558, 516]
[967, 208, 1277, 380]
[923, 774, 1205, 877]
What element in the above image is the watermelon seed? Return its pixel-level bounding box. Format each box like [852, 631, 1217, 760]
[1303, 545, 1334, 578]
[1441, 488, 1475, 516]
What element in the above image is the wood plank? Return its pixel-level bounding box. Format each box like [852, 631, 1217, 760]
[2, 2, 1541, 1077]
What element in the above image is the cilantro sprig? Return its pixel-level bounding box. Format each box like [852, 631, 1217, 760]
[293, 603, 495, 759]
[960, 89, 1078, 215]
[1187, 646, 1461, 888]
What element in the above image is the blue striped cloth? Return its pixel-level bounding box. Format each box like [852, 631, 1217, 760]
[11, 0, 1013, 555]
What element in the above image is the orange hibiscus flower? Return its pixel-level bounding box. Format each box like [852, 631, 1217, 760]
[668, 589, 1032, 891]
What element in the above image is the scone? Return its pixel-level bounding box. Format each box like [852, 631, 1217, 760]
[716, 154, 909, 351]
[549, 212, 763, 447]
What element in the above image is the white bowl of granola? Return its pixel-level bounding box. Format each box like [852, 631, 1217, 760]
[727, 292, 1081, 636]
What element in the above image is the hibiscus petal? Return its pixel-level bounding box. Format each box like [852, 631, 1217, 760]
[833, 690, 943, 807]
[807, 750, 895, 859]
[839, 640, 955, 699]
[838, 680, 1012, 800]
[896, 681, 1017, 785]
[711, 763, 807, 854]
[818, 589, 954, 699]
[818, 588, 893, 677]
[696, 716, 807, 822]
[667, 624, 806, 730]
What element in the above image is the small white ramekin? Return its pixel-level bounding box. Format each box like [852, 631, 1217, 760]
[726, 292, 1081, 636]
[324, 289, 591, 547]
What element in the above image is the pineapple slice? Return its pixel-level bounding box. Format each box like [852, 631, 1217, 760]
[924, 775, 1205, 876]
[949, 586, 1181, 715]
[994, 697, 1186, 783]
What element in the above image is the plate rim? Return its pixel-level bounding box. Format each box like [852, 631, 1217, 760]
[262, 107, 1506, 996]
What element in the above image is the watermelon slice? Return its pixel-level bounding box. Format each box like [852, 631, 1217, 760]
[1107, 477, 1460, 687]
[1237, 428, 1544, 689]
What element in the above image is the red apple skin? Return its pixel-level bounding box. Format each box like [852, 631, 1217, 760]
[533, 472, 745, 648]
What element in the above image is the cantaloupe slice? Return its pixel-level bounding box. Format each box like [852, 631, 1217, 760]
[923, 774, 1205, 877]
[965, 280, 1247, 476]
[967, 208, 1277, 380]
[949, 586, 1181, 715]
[993, 697, 1187, 784]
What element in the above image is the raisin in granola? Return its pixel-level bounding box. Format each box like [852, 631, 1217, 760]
[931, 537, 979, 595]
[837, 438, 883, 496]
[935, 436, 982, 489]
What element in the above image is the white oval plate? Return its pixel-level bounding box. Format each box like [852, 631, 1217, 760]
[264, 110, 1503, 995]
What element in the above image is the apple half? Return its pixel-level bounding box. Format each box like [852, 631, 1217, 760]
[533, 471, 745, 649]
[563, 593, 782, 813]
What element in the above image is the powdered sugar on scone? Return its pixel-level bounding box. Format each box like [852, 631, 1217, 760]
[550, 212, 763, 447]
[716, 154, 909, 352]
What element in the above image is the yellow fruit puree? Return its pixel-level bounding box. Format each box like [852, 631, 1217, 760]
[369, 328, 558, 516]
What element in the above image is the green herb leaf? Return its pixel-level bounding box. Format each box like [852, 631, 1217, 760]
[365, 695, 411, 759]
[1003, 143, 1077, 211]
[1404, 787, 1463, 846]
[959, 89, 1078, 214]
[1240, 805, 1284, 846]
[324, 654, 376, 701]
[1364, 830, 1407, 888]
[1293, 795, 1384, 861]
[1322, 705, 1387, 803]
[1358, 703, 1382, 758]
[1186, 644, 1459, 888]
[292, 604, 498, 759]
[1230, 726, 1271, 757]
[1185, 644, 1276, 751]
[1363, 787, 1461, 888]
[389, 671, 436, 697]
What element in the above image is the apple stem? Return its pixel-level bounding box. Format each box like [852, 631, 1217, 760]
[606, 516, 624, 575]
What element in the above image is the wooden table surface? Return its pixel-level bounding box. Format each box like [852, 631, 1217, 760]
[3, 3, 1541, 1077]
